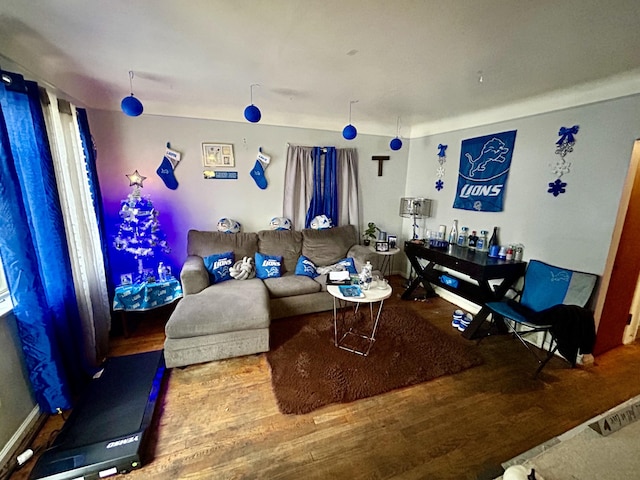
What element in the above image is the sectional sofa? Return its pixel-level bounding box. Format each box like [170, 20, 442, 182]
[163, 224, 381, 367]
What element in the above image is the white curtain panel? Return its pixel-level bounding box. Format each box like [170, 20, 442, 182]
[41, 91, 111, 366]
[283, 145, 314, 231]
[283, 145, 360, 232]
[337, 148, 360, 234]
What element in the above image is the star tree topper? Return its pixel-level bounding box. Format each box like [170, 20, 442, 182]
[126, 170, 147, 188]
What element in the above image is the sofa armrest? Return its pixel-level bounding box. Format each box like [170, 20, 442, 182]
[347, 245, 382, 273]
[180, 255, 210, 295]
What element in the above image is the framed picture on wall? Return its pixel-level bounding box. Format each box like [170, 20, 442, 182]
[202, 143, 235, 167]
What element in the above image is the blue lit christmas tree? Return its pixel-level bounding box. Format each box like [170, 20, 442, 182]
[114, 170, 170, 282]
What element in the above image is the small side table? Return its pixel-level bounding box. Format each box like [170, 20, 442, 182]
[328, 283, 393, 356]
[369, 246, 401, 277]
[113, 278, 183, 337]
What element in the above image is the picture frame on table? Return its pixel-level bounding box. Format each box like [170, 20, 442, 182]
[375, 240, 390, 252]
[202, 143, 235, 167]
[388, 235, 397, 249]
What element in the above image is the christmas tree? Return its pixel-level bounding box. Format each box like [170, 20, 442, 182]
[114, 171, 170, 282]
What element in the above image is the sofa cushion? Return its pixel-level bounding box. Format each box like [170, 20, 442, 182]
[255, 252, 283, 279]
[295, 255, 318, 278]
[203, 251, 234, 284]
[257, 229, 302, 274]
[165, 279, 269, 338]
[263, 273, 322, 298]
[187, 230, 258, 259]
[302, 224, 358, 266]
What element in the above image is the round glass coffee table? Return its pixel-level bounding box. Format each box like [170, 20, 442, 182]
[327, 282, 393, 356]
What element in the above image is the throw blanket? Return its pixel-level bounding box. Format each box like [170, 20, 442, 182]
[509, 301, 596, 366]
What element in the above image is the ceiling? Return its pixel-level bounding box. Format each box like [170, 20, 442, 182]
[1, 0, 640, 137]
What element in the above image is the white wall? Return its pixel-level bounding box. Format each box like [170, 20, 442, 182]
[87, 110, 410, 284]
[0, 312, 37, 463]
[402, 95, 640, 277]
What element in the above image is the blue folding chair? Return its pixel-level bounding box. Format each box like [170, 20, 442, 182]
[485, 260, 598, 376]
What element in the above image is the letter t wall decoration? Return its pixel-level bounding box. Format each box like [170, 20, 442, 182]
[372, 156, 390, 176]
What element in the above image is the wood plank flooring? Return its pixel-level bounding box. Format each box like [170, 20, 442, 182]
[11, 276, 640, 480]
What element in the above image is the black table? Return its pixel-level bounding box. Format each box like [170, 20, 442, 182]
[402, 241, 527, 339]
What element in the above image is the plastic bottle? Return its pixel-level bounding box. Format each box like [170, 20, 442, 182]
[448, 220, 458, 245]
[468, 230, 478, 250]
[506, 245, 514, 261]
[488, 226, 500, 258]
[457, 226, 469, 247]
[477, 230, 488, 252]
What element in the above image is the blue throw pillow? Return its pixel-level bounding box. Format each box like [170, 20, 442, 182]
[336, 257, 357, 274]
[295, 255, 318, 278]
[203, 251, 235, 284]
[255, 252, 283, 279]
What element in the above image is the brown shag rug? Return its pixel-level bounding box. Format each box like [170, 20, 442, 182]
[266, 304, 484, 414]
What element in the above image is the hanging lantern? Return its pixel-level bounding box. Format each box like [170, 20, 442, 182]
[121, 71, 143, 117]
[342, 100, 358, 140]
[389, 117, 403, 150]
[244, 84, 262, 123]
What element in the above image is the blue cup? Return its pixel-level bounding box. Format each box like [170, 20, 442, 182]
[489, 245, 500, 258]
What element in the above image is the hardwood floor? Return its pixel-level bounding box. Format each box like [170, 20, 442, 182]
[11, 276, 640, 480]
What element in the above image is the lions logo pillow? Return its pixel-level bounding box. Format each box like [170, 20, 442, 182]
[255, 252, 283, 279]
[295, 255, 318, 278]
[203, 251, 235, 284]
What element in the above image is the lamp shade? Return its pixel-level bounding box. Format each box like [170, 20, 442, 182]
[399, 197, 432, 218]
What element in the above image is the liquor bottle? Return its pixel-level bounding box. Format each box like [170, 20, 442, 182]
[457, 226, 469, 247]
[477, 230, 489, 252]
[468, 230, 478, 250]
[448, 219, 458, 245]
[488, 226, 500, 258]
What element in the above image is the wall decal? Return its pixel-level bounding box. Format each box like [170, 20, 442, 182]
[547, 125, 579, 197]
[435, 143, 447, 191]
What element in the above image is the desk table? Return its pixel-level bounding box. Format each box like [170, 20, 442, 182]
[402, 241, 526, 339]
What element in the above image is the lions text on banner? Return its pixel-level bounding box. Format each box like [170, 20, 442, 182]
[453, 130, 517, 212]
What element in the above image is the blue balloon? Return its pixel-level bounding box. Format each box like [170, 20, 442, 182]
[244, 104, 261, 123]
[342, 124, 357, 140]
[390, 137, 403, 150]
[121, 95, 143, 116]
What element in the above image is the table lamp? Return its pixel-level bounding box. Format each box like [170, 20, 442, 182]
[399, 197, 432, 240]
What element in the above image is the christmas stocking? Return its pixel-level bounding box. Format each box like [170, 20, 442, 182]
[157, 146, 181, 190]
[250, 149, 270, 190]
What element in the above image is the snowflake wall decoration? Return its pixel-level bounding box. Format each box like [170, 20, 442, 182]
[548, 125, 578, 197]
[436, 143, 447, 191]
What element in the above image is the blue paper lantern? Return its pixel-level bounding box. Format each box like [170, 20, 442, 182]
[390, 137, 403, 151]
[121, 95, 143, 117]
[342, 124, 357, 140]
[244, 104, 261, 123]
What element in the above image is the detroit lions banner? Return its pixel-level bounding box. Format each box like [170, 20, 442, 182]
[453, 130, 517, 212]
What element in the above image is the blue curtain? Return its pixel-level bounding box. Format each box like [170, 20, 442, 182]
[323, 147, 338, 226]
[305, 146, 325, 228]
[305, 146, 338, 228]
[0, 71, 85, 413]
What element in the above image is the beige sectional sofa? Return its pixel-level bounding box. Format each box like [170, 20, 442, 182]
[164, 224, 381, 367]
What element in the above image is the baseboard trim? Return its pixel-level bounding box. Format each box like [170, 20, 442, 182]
[0, 406, 44, 478]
